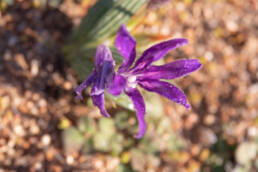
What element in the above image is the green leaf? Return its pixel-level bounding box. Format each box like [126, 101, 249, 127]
[69, 0, 115, 46]
[93, 133, 110, 152]
[107, 93, 134, 111]
[81, 138, 94, 154]
[64, 0, 147, 55]
[62, 127, 85, 154]
[117, 164, 137, 172]
[115, 111, 130, 130]
[77, 116, 96, 136]
[84, 0, 146, 45]
[139, 136, 160, 154]
[143, 91, 163, 118]
[99, 118, 116, 136]
[110, 134, 124, 156]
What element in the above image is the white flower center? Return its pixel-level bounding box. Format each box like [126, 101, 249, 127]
[127, 75, 137, 88]
[127, 75, 137, 83]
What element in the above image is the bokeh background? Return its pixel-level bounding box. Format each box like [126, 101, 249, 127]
[0, 0, 257, 171]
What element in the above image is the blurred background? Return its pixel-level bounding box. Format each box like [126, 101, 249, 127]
[0, 0, 257, 171]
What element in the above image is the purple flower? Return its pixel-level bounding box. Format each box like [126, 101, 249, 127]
[108, 24, 202, 138]
[75, 45, 115, 117]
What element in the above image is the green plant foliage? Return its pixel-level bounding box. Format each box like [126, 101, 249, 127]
[62, 127, 85, 153]
[117, 164, 137, 172]
[143, 92, 163, 118]
[115, 111, 130, 130]
[89, 118, 125, 153]
[69, 0, 115, 47]
[99, 118, 116, 136]
[93, 132, 111, 152]
[81, 138, 94, 154]
[107, 93, 134, 112]
[139, 136, 160, 154]
[110, 134, 124, 156]
[77, 116, 96, 136]
[66, 0, 146, 50]
[61, 111, 191, 170]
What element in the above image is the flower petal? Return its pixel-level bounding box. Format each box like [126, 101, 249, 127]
[115, 24, 136, 72]
[94, 44, 114, 70]
[90, 61, 114, 96]
[91, 93, 110, 117]
[132, 38, 188, 72]
[138, 79, 190, 108]
[75, 71, 96, 100]
[125, 87, 146, 139]
[108, 74, 127, 96]
[137, 59, 202, 80]
[101, 61, 115, 88]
